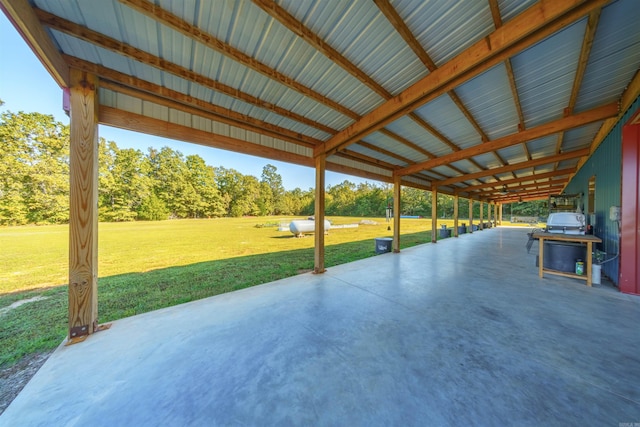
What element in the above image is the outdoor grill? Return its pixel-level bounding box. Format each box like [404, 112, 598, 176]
[545, 212, 586, 235]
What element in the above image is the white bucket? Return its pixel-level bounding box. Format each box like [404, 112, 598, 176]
[592, 264, 602, 285]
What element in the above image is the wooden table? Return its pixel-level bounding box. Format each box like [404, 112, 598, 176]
[531, 232, 602, 286]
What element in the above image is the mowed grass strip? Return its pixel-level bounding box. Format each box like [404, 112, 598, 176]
[1, 216, 442, 366]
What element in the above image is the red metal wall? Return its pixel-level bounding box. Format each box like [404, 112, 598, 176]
[620, 110, 640, 295]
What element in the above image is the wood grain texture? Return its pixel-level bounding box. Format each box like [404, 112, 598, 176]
[68, 69, 99, 337]
[314, 155, 326, 274]
[431, 186, 437, 243]
[393, 175, 401, 253]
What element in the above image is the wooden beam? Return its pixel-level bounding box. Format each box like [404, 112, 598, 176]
[453, 194, 459, 238]
[431, 186, 437, 243]
[439, 149, 589, 187]
[468, 199, 474, 233]
[459, 167, 576, 192]
[36, 8, 337, 135]
[555, 8, 602, 169]
[568, 10, 602, 114]
[251, 0, 477, 174]
[119, 0, 359, 120]
[475, 179, 567, 197]
[489, 0, 526, 134]
[314, 155, 326, 274]
[397, 102, 618, 176]
[479, 201, 484, 230]
[0, 0, 69, 86]
[99, 106, 316, 167]
[252, 0, 391, 99]
[315, 0, 608, 157]
[376, 0, 511, 180]
[68, 69, 99, 339]
[393, 175, 401, 253]
[66, 55, 320, 148]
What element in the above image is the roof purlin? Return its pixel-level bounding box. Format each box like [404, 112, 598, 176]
[396, 102, 618, 176]
[315, 0, 611, 158]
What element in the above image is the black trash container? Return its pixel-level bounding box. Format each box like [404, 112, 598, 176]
[439, 225, 451, 239]
[374, 237, 393, 254]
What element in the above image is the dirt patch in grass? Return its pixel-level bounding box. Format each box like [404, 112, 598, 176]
[0, 351, 52, 415]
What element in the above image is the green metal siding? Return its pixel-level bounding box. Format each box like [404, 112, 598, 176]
[564, 96, 640, 285]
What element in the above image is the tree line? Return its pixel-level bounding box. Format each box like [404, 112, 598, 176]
[0, 108, 546, 225]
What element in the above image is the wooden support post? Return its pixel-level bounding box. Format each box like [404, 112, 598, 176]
[489, 203, 493, 227]
[314, 154, 326, 274]
[68, 69, 99, 339]
[453, 194, 459, 237]
[479, 201, 484, 230]
[499, 203, 503, 225]
[393, 174, 401, 253]
[468, 199, 473, 233]
[431, 186, 437, 243]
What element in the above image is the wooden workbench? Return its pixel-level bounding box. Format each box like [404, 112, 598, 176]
[531, 232, 602, 286]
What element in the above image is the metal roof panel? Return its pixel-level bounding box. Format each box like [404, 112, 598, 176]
[393, 0, 494, 66]
[414, 95, 480, 150]
[453, 63, 519, 140]
[511, 18, 587, 128]
[575, 0, 640, 111]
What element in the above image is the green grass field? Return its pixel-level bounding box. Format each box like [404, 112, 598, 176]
[0, 216, 450, 367]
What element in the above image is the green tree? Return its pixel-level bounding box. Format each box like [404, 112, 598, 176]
[326, 180, 357, 215]
[99, 141, 152, 221]
[185, 155, 225, 218]
[147, 147, 194, 218]
[401, 187, 430, 216]
[215, 167, 260, 217]
[0, 111, 69, 224]
[260, 164, 285, 215]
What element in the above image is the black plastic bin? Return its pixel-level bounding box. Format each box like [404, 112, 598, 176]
[374, 237, 393, 254]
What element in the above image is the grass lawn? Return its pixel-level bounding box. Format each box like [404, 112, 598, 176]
[1, 216, 453, 367]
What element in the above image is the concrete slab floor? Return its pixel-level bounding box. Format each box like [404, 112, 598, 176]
[1, 227, 639, 426]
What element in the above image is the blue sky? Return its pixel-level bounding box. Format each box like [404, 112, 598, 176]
[0, 12, 371, 191]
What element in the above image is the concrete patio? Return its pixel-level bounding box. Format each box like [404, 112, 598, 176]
[1, 227, 639, 426]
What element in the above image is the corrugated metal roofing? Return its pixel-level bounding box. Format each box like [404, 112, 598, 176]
[575, 0, 640, 112]
[511, 18, 587, 128]
[454, 63, 519, 140]
[10, 0, 640, 203]
[414, 94, 480, 150]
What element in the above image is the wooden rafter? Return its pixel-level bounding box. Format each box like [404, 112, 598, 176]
[437, 149, 590, 187]
[315, 0, 609, 158]
[375, 0, 506, 180]
[460, 167, 576, 192]
[253, 0, 488, 178]
[475, 180, 567, 197]
[555, 8, 602, 169]
[252, 0, 391, 100]
[123, 0, 472, 180]
[119, 0, 361, 121]
[489, 0, 528, 165]
[397, 102, 617, 176]
[35, 8, 337, 135]
[65, 56, 320, 149]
